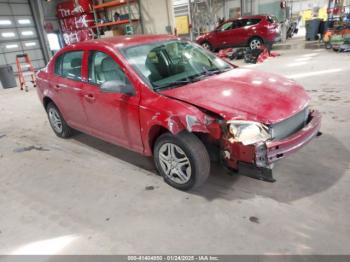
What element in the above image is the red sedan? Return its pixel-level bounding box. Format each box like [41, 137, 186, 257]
[36, 35, 321, 190]
[196, 15, 281, 51]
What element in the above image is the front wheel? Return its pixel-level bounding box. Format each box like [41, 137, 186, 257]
[154, 132, 210, 191]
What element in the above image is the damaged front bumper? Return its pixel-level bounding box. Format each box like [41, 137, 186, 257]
[223, 110, 322, 182]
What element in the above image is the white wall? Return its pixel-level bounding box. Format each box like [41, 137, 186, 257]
[141, 0, 175, 34]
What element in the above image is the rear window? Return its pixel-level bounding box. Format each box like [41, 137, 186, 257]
[267, 16, 278, 23]
[54, 51, 83, 81]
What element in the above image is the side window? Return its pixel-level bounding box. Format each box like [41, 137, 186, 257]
[54, 54, 63, 75]
[245, 19, 261, 26]
[237, 19, 248, 27]
[88, 51, 132, 92]
[56, 51, 83, 81]
[219, 21, 233, 31]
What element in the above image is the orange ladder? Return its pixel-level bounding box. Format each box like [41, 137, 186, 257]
[16, 53, 36, 92]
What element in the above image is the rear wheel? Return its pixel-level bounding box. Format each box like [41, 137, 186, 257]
[154, 132, 210, 190]
[249, 37, 263, 50]
[46, 102, 73, 138]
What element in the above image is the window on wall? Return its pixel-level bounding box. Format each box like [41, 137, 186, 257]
[241, 0, 252, 15]
[88, 51, 132, 92]
[55, 51, 83, 81]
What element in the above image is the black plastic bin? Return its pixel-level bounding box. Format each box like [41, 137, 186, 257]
[305, 19, 321, 41]
[0, 65, 17, 89]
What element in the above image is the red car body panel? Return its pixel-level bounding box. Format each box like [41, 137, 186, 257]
[196, 15, 280, 50]
[36, 35, 321, 179]
[160, 69, 309, 124]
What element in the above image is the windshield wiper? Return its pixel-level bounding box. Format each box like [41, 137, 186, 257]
[205, 67, 231, 75]
[153, 79, 193, 91]
[189, 68, 231, 82]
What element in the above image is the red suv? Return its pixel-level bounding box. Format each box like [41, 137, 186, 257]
[196, 15, 281, 51]
[36, 35, 321, 191]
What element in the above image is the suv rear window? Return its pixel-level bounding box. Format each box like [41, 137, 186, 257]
[267, 16, 278, 23]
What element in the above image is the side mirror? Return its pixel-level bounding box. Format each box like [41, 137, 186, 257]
[100, 80, 135, 95]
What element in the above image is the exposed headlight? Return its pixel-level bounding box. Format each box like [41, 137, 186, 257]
[228, 120, 271, 145]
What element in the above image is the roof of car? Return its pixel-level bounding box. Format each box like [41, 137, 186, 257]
[69, 34, 179, 50]
[228, 15, 267, 21]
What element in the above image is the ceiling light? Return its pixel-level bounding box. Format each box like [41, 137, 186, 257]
[0, 20, 12, 25]
[2, 32, 15, 37]
[6, 44, 18, 49]
[18, 19, 31, 25]
[25, 42, 36, 47]
[21, 31, 33, 36]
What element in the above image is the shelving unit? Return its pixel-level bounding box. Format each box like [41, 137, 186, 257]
[91, 0, 143, 38]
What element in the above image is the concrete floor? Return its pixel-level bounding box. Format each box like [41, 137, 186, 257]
[0, 42, 349, 255]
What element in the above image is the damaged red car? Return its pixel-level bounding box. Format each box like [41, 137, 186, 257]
[36, 35, 321, 190]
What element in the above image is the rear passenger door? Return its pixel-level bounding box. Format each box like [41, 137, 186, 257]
[51, 50, 88, 130]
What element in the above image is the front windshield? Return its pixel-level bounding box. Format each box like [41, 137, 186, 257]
[121, 40, 232, 91]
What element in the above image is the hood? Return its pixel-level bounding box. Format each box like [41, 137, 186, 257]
[160, 69, 310, 124]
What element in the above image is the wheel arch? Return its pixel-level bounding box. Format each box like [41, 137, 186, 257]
[43, 96, 55, 109]
[148, 125, 170, 154]
[248, 35, 264, 45]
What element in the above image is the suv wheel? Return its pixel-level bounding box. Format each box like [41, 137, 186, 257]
[46, 102, 73, 138]
[249, 37, 263, 50]
[154, 132, 210, 190]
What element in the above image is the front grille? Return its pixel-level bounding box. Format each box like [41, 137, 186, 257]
[270, 108, 309, 140]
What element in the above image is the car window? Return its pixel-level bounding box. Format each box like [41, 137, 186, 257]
[122, 40, 231, 91]
[218, 21, 233, 31]
[267, 16, 278, 23]
[56, 51, 83, 81]
[245, 18, 261, 26]
[88, 51, 133, 92]
[232, 20, 244, 28]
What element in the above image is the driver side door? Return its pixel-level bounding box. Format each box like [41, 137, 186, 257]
[81, 50, 143, 153]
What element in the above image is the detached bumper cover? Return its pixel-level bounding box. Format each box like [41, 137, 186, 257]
[266, 110, 321, 163]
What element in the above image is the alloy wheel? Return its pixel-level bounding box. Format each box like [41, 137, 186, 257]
[158, 143, 192, 184]
[48, 108, 63, 133]
[250, 39, 262, 49]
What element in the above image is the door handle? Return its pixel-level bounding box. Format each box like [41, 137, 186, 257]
[84, 93, 95, 102]
[54, 84, 67, 90]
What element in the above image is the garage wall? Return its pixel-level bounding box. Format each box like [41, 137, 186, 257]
[141, 0, 175, 34]
[0, 0, 45, 72]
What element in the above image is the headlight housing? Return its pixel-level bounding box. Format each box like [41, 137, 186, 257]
[228, 120, 271, 145]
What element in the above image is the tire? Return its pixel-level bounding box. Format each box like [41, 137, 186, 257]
[154, 132, 210, 191]
[201, 41, 213, 51]
[46, 102, 73, 138]
[249, 37, 263, 50]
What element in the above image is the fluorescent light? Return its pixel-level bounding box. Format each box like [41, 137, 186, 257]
[0, 20, 11, 25]
[6, 44, 18, 49]
[18, 19, 31, 25]
[25, 42, 36, 47]
[2, 32, 15, 37]
[21, 31, 33, 36]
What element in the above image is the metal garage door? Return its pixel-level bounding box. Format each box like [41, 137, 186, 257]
[0, 0, 45, 73]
